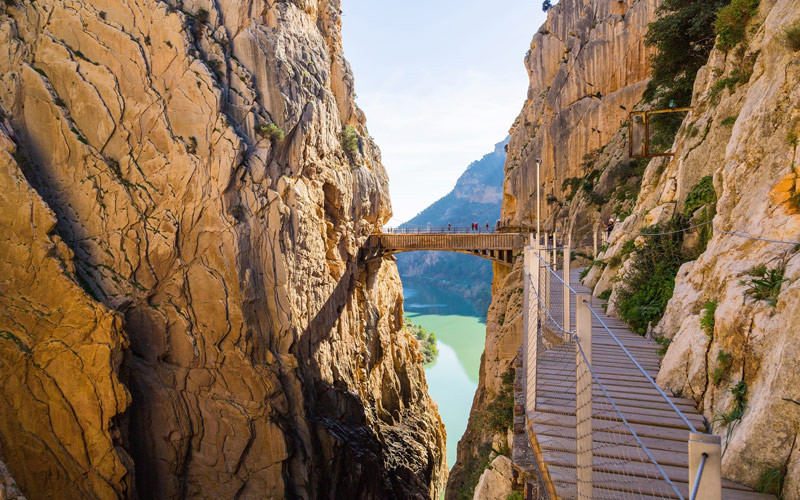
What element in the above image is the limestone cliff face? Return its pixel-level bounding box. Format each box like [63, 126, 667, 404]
[448, 1, 659, 495]
[591, 0, 800, 496]
[0, 0, 445, 499]
[503, 0, 658, 236]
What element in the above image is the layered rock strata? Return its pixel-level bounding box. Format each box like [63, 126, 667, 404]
[0, 0, 445, 498]
[502, 0, 659, 237]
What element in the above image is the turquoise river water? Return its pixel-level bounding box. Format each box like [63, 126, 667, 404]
[401, 277, 486, 471]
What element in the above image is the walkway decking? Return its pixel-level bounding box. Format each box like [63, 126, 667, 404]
[527, 268, 772, 499]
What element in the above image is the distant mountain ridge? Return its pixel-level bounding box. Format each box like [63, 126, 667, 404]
[396, 138, 508, 313]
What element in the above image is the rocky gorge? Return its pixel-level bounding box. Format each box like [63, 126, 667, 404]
[449, 0, 800, 499]
[0, 0, 446, 499]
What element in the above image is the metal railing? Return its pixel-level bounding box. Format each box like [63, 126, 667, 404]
[522, 236, 723, 499]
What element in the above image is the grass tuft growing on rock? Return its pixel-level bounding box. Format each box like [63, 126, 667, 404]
[700, 300, 717, 338]
[784, 22, 800, 51]
[713, 380, 748, 450]
[684, 176, 717, 217]
[715, 0, 759, 51]
[755, 465, 786, 496]
[741, 264, 788, 307]
[711, 350, 733, 383]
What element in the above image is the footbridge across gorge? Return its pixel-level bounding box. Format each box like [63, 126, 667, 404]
[362, 231, 526, 265]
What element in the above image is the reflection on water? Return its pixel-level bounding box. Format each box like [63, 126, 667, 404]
[402, 277, 486, 470]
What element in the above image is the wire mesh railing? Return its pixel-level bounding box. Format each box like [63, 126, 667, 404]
[522, 239, 723, 499]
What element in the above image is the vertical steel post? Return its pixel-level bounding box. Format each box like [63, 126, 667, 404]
[564, 236, 571, 333]
[593, 223, 598, 259]
[523, 245, 532, 416]
[531, 245, 541, 411]
[576, 294, 593, 500]
[689, 433, 722, 500]
[543, 240, 551, 315]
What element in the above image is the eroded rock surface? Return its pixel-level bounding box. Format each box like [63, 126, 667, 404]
[0, 0, 445, 498]
[583, 0, 800, 497]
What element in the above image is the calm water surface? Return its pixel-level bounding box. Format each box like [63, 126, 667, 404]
[402, 277, 486, 470]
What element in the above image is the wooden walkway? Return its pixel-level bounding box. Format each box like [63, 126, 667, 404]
[526, 268, 773, 499]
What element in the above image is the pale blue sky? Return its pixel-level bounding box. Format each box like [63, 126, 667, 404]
[341, 1, 546, 224]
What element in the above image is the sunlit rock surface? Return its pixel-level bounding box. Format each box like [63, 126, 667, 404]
[0, 0, 445, 498]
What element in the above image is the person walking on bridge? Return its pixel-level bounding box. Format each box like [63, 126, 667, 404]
[448, 223, 451, 232]
[485, 221, 489, 232]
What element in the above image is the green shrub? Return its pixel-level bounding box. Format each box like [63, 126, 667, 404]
[711, 349, 733, 383]
[684, 176, 717, 217]
[598, 289, 611, 301]
[452, 443, 493, 500]
[700, 300, 717, 338]
[482, 368, 515, 434]
[506, 492, 524, 500]
[579, 260, 602, 280]
[755, 465, 786, 496]
[563, 177, 582, 201]
[546, 193, 558, 205]
[713, 380, 748, 449]
[588, 191, 606, 206]
[721, 116, 737, 127]
[708, 71, 744, 101]
[256, 123, 285, 142]
[405, 320, 439, 365]
[644, 0, 731, 108]
[620, 239, 636, 257]
[790, 191, 800, 212]
[741, 264, 788, 307]
[784, 22, 800, 51]
[787, 131, 799, 148]
[654, 334, 672, 356]
[616, 219, 686, 335]
[715, 0, 759, 50]
[340, 125, 359, 156]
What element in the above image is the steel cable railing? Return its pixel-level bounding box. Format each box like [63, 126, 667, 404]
[584, 305, 699, 434]
[526, 267, 683, 498]
[522, 245, 723, 499]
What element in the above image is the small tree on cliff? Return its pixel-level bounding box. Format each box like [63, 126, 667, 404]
[542, 0, 553, 12]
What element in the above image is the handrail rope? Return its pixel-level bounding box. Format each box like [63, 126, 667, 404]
[689, 453, 708, 500]
[614, 219, 800, 245]
[583, 302, 699, 434]
[711, 222, 800, 246]
[574, 335, 686, 500]
[530, 251, 578, 294]
[616, 220, 713, 237]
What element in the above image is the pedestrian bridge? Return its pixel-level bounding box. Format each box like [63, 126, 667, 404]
[362, 231, 525, 265]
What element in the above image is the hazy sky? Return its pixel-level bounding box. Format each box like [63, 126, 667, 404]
[341, 1, 546, 224]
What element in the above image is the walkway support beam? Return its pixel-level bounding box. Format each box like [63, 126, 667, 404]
[576, 294, 593, 500]
[689, 433, 722, 500]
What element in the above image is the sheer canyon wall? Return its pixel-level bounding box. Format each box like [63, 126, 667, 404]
[0, 0, 445, 498]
